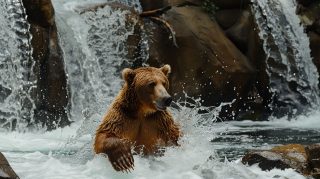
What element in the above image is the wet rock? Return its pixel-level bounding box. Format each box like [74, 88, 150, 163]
[22, 0, 70, 129]
[242, 144, 320, 177]
[306, 144, 320, 170]
[225, 10, 251, 53]
[210, 0, 251, 9]
[139, 0, 202, 11]
[145, 6, 255, 117]
[0, 153, 19, 179]
[308, 32, 320, 87]
[296, 0, 315, 7]
[245, 14, 271, 120]
[297, 1, 320, 34]
[215, 9, 242, 30]
[271, 144, 309, 174]
[313, 173, 320, 179]
[139, 0, 165, 11]
[216, 7, 270, 120]
[242, 151, 292, 171]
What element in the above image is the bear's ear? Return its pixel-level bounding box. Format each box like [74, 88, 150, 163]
[160, 64, 171, 77]
[122, 68, 135, 83]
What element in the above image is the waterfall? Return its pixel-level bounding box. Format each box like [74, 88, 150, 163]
[53, 0, 142, 136]
[251, 0, 320, 115]
[0, 0, 36, 131]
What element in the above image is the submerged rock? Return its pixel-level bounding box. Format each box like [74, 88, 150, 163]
[0, 153, 19, 179]
[22, 0, 70, 130]
[242, 144, 320, 177]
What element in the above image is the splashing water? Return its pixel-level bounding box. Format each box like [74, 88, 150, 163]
[0, 0, 36, 131]
[251, 0, 320, 115]
[2, 103, 316, 179]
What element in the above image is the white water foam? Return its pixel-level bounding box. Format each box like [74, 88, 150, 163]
[1, 106, 310, 179]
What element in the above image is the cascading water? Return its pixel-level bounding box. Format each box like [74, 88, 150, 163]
[0, 0, 36, 131]
[54, 0, 142, 139]
[251, 0, 320, 115]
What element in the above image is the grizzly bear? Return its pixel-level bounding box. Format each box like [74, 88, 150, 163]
[94, 64, 181, 172]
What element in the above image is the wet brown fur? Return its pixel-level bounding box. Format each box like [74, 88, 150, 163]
[94, 66, 180, 155]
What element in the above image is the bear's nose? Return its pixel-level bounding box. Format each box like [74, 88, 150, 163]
[163, 96, 172, 106]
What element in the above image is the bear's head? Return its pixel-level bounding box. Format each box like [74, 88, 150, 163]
[122, 64, 172, 112]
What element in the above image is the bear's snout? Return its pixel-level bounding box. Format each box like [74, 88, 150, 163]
[155, 95, 172, 110]
[163, 96, 172, 107]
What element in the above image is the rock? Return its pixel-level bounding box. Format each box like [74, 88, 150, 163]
[211, 0, 251, 9]
[139, 0, 165, 11]
[242, 144, 309, 173]
[242, 151, 292, 171]
[296, 0, 315, 7]
[308, 32, 320, 87]
[215, 9, 242, 30]
[244, 13, 271, 120]
[305, 144, 320, 170]
[0, 153, 19, 179]
[22, 0, 70, 130]
[145, 6, 255, 117]
[139, 0, 202, 11]
[164, 0, 202, 6]
[225, 10, 251, 53]
[242, 144, 320, 177]
[217, 7, 271, 120]
[297, 1, 320, 31]
[271, 144, 309, 174]
[313, 173, 320, 179]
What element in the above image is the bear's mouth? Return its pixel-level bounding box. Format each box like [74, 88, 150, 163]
[154, 102, 166, 111]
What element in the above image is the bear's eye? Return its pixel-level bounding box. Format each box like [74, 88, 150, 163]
[148, 82, 156, 88]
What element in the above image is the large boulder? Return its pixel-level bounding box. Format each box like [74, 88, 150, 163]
[210, 0, 251, 9]
[22, 0, 70, 130]
[215, 9, 242, 30]
[0, 153, 19, 179]
[225, 10, 251, 53]
[145, 6, 255, 118]
[242, 144, 320, 177]
[139, 0, 202, 11]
